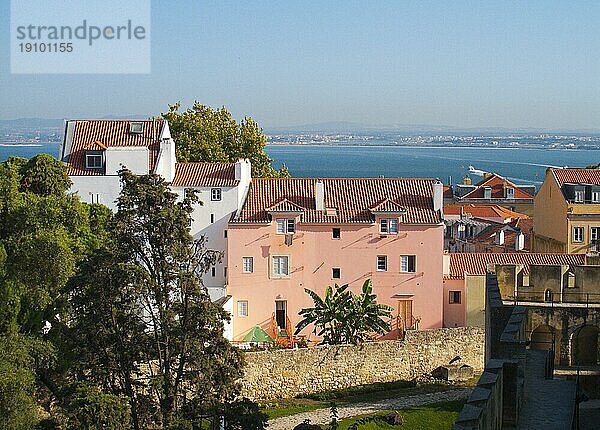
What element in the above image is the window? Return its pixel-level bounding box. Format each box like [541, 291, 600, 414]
[272, 256, 289, 277]
[506, 187, 515, 199]
[593, 192, 600, 203]
[211, 188, 222, 201]
[224, 267, 227, 277]
[210, 214, 215, 223]
[574, 190, 584, 203]
[400, 255, 416, 273]
[85, 153, 103, 169]
[243, 257, 253, 273]
[224, 230, 228, 238]
[332, 268, 341, 279]
[591, 228, 600, 251]
[380, 218, 398, 234]
[211, 267, 216, 277]
[129, 122, 144, 134]
[449, 291, 461, 304]
[573, 226, 584, 243]
[276, 218, 295, 234]
[483, 186, 492, 199]
[377, 255, 387, 271]
[237, 300, 248, 317]
[332, 228, 341, 239]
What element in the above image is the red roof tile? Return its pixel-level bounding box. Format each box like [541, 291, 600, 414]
[460, 174, 533, 200]
[447, 252, 585, 279]
[369, 198, 406, 213]
[552, 168, 600, 187]
[171, 162, 239, 187]
[267, 198, 306, 213]
[64, 120, 164, 176]
[232, 178, 441, 225]
[443, 204, 529, 220]
[470, 218, 534, 251]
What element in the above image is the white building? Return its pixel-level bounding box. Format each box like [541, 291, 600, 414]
[60, 119, 251, 314]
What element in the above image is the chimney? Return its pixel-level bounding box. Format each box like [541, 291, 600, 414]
[515, 232, 525, 251]
[443, 253, 450, 276]
[495, 229, 505, 245]
[235, 158, 251, 182]
[433, 179, 443, 213]
[315, 180, 325, 211]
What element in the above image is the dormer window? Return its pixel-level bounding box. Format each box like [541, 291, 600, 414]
[380, 218, 398, 234]
[130, 122, 144, 134]
[574, 190, 584, 203]
[276, 218, 295, 234]
[85, 152, 103, 169]
[506, 187, 514, 199]
[483, 186, 492, 199]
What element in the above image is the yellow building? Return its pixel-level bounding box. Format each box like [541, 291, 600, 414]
[534, 168, 600, 254]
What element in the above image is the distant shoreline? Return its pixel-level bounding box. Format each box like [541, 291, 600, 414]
[1, 141, 599, 151]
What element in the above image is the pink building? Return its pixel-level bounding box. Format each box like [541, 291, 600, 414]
[227, 177, 445, 343]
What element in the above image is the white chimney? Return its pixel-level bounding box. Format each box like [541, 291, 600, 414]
[443, 253, 450, 276]
[433, 179, 443, 214]
[495, 229, 505, 245]
[315, 180, 325, 211]
[235, 158, 251, 182]
[515, 232, 525, 251]
[234, 159, 252, 213]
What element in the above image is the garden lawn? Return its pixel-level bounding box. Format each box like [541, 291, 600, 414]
[335, 400, 465, 429]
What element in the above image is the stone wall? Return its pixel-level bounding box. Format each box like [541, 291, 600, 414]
[241, 327, 484, 400]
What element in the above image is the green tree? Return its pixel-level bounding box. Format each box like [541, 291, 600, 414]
[295, 280, 392, 345]
[19, 154, 72, 196]
[68, 170, 249, 428]
[0, 154, 104, 428]
[162, 102, 289, 177]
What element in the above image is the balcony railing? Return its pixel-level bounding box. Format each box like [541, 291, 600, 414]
[508, 290, 600, 307]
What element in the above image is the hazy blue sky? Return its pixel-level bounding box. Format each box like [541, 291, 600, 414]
[1, 1, 600, 129]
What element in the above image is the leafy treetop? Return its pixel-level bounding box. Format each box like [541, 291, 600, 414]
[162, 101, 289, 178]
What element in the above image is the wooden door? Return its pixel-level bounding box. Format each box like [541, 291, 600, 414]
[398, 300, 413, 330]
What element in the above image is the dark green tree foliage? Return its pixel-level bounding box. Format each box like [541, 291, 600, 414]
[0, 334, 45, 430]
[162, 102, 289, 178]
[69, 170, 247, 428]
[295, 280, 393, 345]
[19, 154, 72, 196]
[0, 155, 95, 429]
[65, 384, 132, 430]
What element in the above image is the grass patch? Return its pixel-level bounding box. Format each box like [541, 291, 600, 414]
[298, 380, 416, 401]
[261, 375, 479, 420]
[335, 400, 465, 429]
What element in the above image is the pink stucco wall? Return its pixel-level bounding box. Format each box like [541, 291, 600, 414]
[227, 219, 444, 341]
[442, 278, 466, 327]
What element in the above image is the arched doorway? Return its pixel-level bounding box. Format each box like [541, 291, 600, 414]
[571, 325, 599, 366]
[531, 325, 556, 351]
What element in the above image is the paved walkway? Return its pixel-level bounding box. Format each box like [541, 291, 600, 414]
[516, 349, 576, 430]
[268, 388, 471, 430]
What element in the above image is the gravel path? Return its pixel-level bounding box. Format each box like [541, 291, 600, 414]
[268, 388, 471, 430]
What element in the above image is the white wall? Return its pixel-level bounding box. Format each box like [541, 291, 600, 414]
[105, 147, 149, 175]
[172, 185, 240, 298]
[69, 175, 122, 209]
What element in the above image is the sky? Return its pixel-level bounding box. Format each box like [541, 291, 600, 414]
[1, 0, 600, 129]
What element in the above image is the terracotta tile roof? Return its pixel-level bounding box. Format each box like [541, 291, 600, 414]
[446, 252, 585, 279]
[369, 198, 406, 213]
[231, 178, 441, 225]
[552, 168, 600, 187]
[267, 198, 305, 213]
[171, 162, 239, 187]
[65, 119, 164, 176]
[443, 186, 453, 198]
[443, 204, 529, 221]
[460, 174, 533, 200]
[470, 218, 534, 251]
